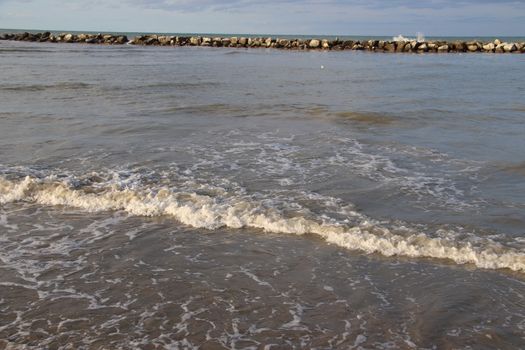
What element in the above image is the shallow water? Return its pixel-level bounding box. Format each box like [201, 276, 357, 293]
[0, 40, 524, 348]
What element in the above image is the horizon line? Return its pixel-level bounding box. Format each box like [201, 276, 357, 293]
[1, 27, 524, 39]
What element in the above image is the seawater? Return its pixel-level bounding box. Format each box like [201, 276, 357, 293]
[0, 40, 524, 348]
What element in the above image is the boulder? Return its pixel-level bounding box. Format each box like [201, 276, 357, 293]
[343, 40, 354, 49]
[17, 32, 29, 40]
[427, 42, 437, 50]
[467, 44, 479, 52]
[221, 38, 231, 47]
[503, 43, 517, 52]
[189, 36, 201, 46]
[201, 37, 211, 46]
[265, 37, 272, 47]
[230, 37, 238, 45]
[157, 36, 169, 45]
[239, 37, 247, 46]
[321, 39, 330, 49]
[384, 42, 396, 52]
[64, 33, 74, 42]
[145, 37, 158, 45]
[453, 41, 467, 52]
[494, 39, 501, 45]
[417, 42, 428, 52]
[117, 35, 128, 44]
[131, 36, 144, 45]
[437, 44, 449, 52]
[482, 43, 495, 52]
[277, 38, 289, 48]
[309, 39, 320, 48]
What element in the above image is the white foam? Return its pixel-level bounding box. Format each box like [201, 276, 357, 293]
[393, 35, 410, 42]
[393, 33, 425, 43]
[1, 175, 524, 272]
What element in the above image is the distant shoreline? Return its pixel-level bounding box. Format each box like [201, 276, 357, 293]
[1, 31, 524, 54]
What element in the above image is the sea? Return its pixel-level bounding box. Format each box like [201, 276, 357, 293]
[0, 36, 524, 349]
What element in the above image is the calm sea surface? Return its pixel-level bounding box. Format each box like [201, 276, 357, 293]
[0, 40, 524, 349]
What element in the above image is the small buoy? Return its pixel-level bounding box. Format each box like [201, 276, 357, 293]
[321, 65, 324, 69]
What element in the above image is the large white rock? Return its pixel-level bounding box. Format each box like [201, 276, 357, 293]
[309, 39, 320, 48]
[189, 36, 201, 45]
[483, 43, 495, 51]
[417, 42, 428, 51]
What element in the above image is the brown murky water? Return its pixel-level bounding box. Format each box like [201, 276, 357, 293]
[1, 205, 524, 349]
[0, 41, 524, 348]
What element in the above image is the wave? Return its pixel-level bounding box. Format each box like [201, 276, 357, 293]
[500, 162, 525, 176]
[0, 82, 92, 92]
[333, 111, 396, 125]
[393, 32, 426, 43]
[0, 48, 55, 53]
[1, 172, 523, 273]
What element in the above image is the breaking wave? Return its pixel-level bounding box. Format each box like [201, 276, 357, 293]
[1, 170, 523, 273]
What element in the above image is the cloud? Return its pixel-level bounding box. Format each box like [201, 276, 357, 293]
[123, 0, 525, 12]
[1, 0, 523, 35]
[3, 0, 525, 13]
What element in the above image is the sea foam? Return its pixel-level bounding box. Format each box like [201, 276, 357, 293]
[1, 175, 523, 272]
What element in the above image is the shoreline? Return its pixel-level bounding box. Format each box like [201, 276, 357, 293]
[1, 31, 524, 53]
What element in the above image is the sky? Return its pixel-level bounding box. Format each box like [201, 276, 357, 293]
[0, 0, 524, 36]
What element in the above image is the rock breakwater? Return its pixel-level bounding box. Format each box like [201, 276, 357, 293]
[0, 32, 128, 44]
[1, 32, 524, 53]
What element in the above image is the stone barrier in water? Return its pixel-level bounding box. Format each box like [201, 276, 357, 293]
[1, 32, 524, 53]
[0, 32, 128, 44]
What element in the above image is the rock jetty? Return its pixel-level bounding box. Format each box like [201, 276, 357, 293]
[1, 32, 524, 54]
[0, 32, 128, 45]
